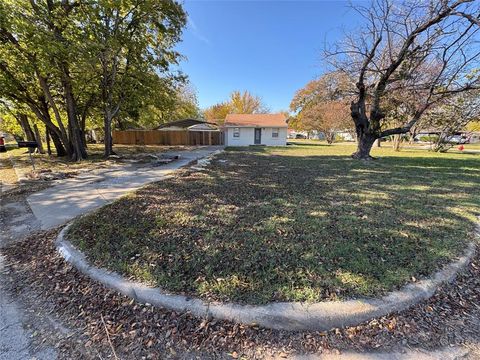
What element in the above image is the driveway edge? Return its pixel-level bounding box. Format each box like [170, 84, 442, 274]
[56, 222, 477, 331]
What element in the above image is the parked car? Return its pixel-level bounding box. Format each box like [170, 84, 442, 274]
[446, 135, 468, 144]
[295, 133, 307, 139]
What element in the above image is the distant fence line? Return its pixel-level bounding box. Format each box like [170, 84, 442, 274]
[112, 130, 224, 146]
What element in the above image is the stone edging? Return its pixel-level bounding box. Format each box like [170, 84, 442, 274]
[56, 223, 477, 331]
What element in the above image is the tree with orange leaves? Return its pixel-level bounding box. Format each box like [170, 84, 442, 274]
[290, 72, 353, 143]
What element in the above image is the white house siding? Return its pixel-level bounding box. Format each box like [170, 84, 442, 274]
[225, 127, 287, 146]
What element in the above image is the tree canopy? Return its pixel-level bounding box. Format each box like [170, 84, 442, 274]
[324, 0, 480, 159]
[204, 90, 269, 123]
[290, 72, 353, 143]
[0, 0, 188, 160]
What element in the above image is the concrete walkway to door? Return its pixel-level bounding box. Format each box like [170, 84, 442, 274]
[27, 146, 223, 230]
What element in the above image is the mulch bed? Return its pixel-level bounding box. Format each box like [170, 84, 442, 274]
[2, 229, 480, 359]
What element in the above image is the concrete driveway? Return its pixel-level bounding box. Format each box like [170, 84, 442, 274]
[0, 146, 221, 360]
[27, 146, 223, 230]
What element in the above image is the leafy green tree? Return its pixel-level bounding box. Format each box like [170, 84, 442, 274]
[1, 0, 188, 159]
[0, 107, 23, 139]
[0, 0, 91, 159]
[133, 82, 201, 129]
[83, 0, 187, 156]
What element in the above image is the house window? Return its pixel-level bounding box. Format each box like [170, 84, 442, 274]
[233, 128, 240, 137]
[272, 128, 279, 138]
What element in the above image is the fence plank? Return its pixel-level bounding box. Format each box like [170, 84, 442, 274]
[112, 130, 223, 146]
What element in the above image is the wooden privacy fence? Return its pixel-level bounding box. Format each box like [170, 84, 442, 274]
[112, 130, 224, 146]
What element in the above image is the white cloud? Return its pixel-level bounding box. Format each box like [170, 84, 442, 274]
[188, 16, 211, 45]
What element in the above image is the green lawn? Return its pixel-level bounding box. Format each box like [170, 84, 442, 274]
[67, 144, 480, 304]
[463, 142, 480, 150]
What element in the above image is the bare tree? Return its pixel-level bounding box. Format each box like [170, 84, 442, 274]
[324, 0, 480, 159]
[381, 88, 423, 151]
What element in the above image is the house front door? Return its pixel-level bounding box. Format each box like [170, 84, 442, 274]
[254, 128, 261, 144]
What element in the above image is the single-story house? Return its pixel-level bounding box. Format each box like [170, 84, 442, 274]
[224, 113, 288, 146]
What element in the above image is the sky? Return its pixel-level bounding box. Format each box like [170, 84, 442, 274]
[175, 0, 365, 112]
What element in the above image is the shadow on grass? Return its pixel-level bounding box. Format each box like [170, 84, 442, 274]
[68, 149, 480, 304]
[286, 141, 333, 147]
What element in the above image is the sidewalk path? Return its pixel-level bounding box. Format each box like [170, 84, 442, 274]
[1, 146, 221, 360]
[27, 146, 222, 230]
[1, 167, 56, 359]
[0, 256, 56, 360]
[293, 346, 469, 360]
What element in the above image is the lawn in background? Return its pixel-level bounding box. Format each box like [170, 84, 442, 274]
[68, 144, 480, 304]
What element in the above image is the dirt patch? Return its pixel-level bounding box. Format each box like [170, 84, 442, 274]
[0, 155, 18, 184]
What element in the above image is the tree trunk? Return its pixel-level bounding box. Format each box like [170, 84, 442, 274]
[46, 126, 52, 155]
[35, 95, 71, 157]
[49, 130, 67, 157]
[17, 114, 36, 141]
[325, 131, 335, 144]
[352, 132, 377, 160]
[62, 64, 87, 161]
[33, 124, 45, 154]
[80, 95, 94, 148]
[433, 131, 452, 152]
[37, 105, 66, 157]
[103, 112, 115, 157]
[408, 128, 417, 145]
[393, 134, 402, 151]
[37, 74, 70, 148]
[350, 99, 377, 160]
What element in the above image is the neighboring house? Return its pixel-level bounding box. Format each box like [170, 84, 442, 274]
[224, 113, 288, 146]
[287, 129, 354, 141]
[335, 131, 355, 142]
[287, 129, 309, 139]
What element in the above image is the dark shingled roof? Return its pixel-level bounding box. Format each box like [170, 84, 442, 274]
[155, 119, 218, 130]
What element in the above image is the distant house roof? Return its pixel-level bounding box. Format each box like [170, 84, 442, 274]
[224, 114, 288, 128]
[155, 119, 216, 130]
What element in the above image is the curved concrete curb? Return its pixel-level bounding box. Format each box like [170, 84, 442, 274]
[56, 223, 477, 331]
